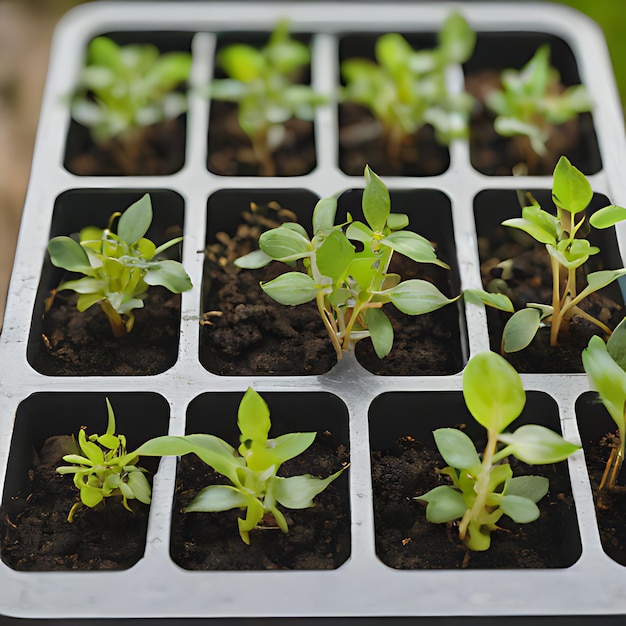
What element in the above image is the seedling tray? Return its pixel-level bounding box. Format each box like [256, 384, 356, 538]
[1, 1, 626, 621]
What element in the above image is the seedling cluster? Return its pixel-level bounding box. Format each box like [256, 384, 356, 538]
[211, 20, 326, 175]
[341, 12, 475, 167]
[486, 44, 593, 165]
[499, 156, 626, 353]
[418, 351, 579, 554]
[56, 398, 151, 522]
[135, 388, 346, 544]
[48, 193, 192, 338]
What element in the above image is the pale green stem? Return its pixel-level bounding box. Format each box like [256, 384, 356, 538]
[316, 291, 343, 360]
[550, 255, 562, 347]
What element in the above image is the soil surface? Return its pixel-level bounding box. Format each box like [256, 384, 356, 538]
[371, 435, 580, 569]
[30, 287, 181, 376]
[465, 69, 600, 176]
[200, 206, 464, 376]
[65, 118, 186, 176]
[1, 435, 151, 571]
[207, 101, 316, 176]
[338, 102, 450, 177]
[170, 438, 350, 570]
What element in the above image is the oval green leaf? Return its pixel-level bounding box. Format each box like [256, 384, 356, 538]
[261, 272, 319, 305]
[433, 428, 480, 470]
[502, 307, 543, 353]
[118, 194, 153, 244]
[498, 424, 580, 464]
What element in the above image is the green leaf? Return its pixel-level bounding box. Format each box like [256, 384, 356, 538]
[312, 196, 338, 234]
[117, 194, 153, 244]
[315, 231, 355, 281]
[502, 308, 543, 353]
[259, 224, 311, 261]
[144, 260, 192, 293]
[346, 221, 375, 244]
[273, 468, 344, 509]
[607, 318, 626, 371]
[381, 231, 449, 268]
[218, 44, 265, 82]
[501, 217, 556, 246]
[375, 33, 413, 73]
[126, 471, 152, 504]
[234, 249, 273, 269]
[386, 279, 458, 315]
[270, 432, 316, 466]
[583, 335, 626, 429]
[462, 351, 526, 433]
[433, 428, 481, 469]
[589, 205, 626, 229]
[261, 272, 319, 305]
[498, 495, 540, 524]
[362, 166, 390, 233]
[185, 485, 249, 512]
[551, 156, 593, 215]
[364, 307, 393, 358]
[386, 213, 409, 230]
[418, 485, 467, 524]
[48, 236, 91, 273]
[80, 485, 104, 508]
[238, 387, 270, 445]
[580, 269, 626, 298]
[464, 289, 514, 312]
[506, 475, 549, 503]
[438, 12, 476, 64]
[499, 424, 579, 464]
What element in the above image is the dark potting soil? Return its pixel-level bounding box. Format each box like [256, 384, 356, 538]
[207, 101, 316, 176]
[465, 70, 599, 176]
[169, 438, 351, 570]
[30, 287, 181, 376]
[581, 434, 626, 566]
[200, 212, 464, 376]
[338, 102, 450, 177]
[65, 118, 186, 176]
[0, 436, 151, 571]
[479, 240, 623, 373]
[371, 435, 580, 569]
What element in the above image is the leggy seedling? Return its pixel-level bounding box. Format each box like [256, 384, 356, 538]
[56, 398, 151, 523]
[47, 193, 192, 338]
[499, 156, 626, 353]
[210, 20, 326, 176]
[340, 12, 475, 169]
[71, 36, 192, 170]
[418, 351, 579, 555]
[485, 45, 592, 169]
[582, 318, 626, 490]
[135, 388, 346, 545]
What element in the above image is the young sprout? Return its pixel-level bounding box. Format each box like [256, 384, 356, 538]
[71, 36, 192, 160]
[340, 12, 475, 168]
[210, 19, 326, 176]
[582, 318, 626, 490]
[56, 398, 151, 523]
[486, 45, 593, 167]
[47, 193, 192, 338]
[500, 156, 626, 353]
[135, 388, 346, 545]
[418, 351, 579, 555]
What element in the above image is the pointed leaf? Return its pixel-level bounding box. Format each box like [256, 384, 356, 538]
[261, 272, 319, 305]
[364, 307, 394, 358]
[315, 230, 355, 281]
[270, 432, 316, 465]
[312, 196, 338, 234]
[433, 428, 480, 469]
[273, 468, 344, 510]
[126, 471, 152, 504]
[506, 475, 549, 503]
[362, 166, 390, 233]
[462, 351, 525, 433]
[386, 279, 458, 315]
[418, 485, 467, 524]
[259, 225, 311, 261]
[552, 156, 593, 215]
[48, 236, 91, 273]
[234, 249, 273, 269]
[238, 387, 271, 444]
[382, 231, 449, 268]
[607, 318, 626, 371]
[144, 260, 192, 293]
[464, 289, 514, 312]
[499, 424, 579, 464]
[185, 485, 249, 512]
[502, 217, 556, 246]
[117, 194, 153, 244]
[502, 307, 543, 353]
[498, 495, 540, 523]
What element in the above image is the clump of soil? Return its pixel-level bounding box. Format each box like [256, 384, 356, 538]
[30, 287, 181, 376]
[65, 118, 186, 176]
[170, 438, 350, 570]
[1, 436, 151, 571]
[207, 101, 316, 176]
[338, 102, 450, 177]
[371, 435, 580, 569]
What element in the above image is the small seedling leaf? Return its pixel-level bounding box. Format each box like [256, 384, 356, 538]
[234, 249, 273, 269]
[589, 205, 626, 229]
[127, 471, 152, 504]
[498, 495, 540, 524]
[387, 279, 458, 315]
[185, 485, 249, 512]
[117, 194, 153, 244]
[48, 236, 91, 273]
[273, 469, 344, 509]
[238, 387, 271, 445]
[499, 424, 579, 464]
[382, 231, 448, 267]
[312, 196, 338, 233]
[144, 259, 192, 292]
[259, 224, 311, 261]
[362, 166, 390, 233]
[462, 351, 525, 433]
[418, 485, 467, 524]
[506, 475, 549, 503]
[270, 432, 316, 466]
[552, 156, 593, 215]
[464, 289, 514, 312]
[433, 428, 480, 469]
[364, 307, 394, 358]
[316, 230, 355, 281]
[502, 308, 543, 353]
[261, 272, 319, 305]
[218, 45, 265, 82]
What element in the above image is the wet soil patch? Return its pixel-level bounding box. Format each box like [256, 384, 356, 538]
[1, 435, 151, 571]
[169, 438, 350, 570]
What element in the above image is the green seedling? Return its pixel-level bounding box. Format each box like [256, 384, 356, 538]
[499, 156, 626, 353]
[71, 36, 192, 145]
[56, 398, 151, 523]
[135, 388, 346, 544]
[486, 44, 592, 165]
[418, 351, 579, 555]
[583, 318, 626, 490]
[340, 12, 475, 167]
[211, 19, 326, 176]
[235, 166, 510, 361]
[47, 193, 192, 338]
